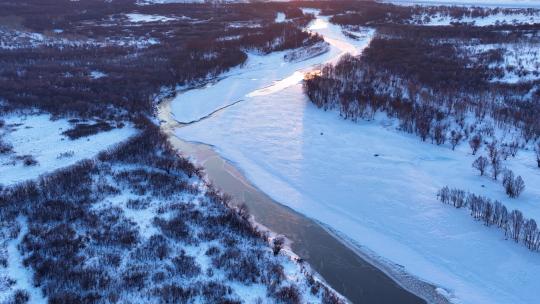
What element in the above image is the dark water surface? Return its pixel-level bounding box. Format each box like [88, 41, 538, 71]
[202, 155, 426, 304]
[159, 105, 431, 303]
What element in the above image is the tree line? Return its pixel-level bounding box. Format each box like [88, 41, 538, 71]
[438, 186, 540, 252]
[0, 119, 344, 304]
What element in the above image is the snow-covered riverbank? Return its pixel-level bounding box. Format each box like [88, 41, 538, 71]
[170, 12, 540, 304]
[170, 13, 373, 124]
[382, 0, 540, 8]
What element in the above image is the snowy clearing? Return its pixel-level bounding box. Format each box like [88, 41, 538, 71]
[0, 114, 136, 186]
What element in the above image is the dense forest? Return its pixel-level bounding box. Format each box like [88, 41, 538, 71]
[0, 0, 322, 122]
[304, 19, 540, 153]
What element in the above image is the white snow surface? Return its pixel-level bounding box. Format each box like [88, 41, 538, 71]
[170, 13, 374, 124]
[418, 11, 540, 26]
[138, 0, 246, 4]
[172, 13, 540, 304]
[125, 13, 176, 23]
[0, 114, 136, 186]
[383, 0, 540, 8]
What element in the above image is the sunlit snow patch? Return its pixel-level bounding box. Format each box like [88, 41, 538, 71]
[275, 12, 287, 23]
[125, 13, 176, 23]
[0, 114, 136, 186]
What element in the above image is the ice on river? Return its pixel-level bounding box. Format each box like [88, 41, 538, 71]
[170, 14, 373, 123]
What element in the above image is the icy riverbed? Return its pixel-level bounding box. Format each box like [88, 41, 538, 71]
[171, 13, 540, 304]
[170, 13, 373, 123]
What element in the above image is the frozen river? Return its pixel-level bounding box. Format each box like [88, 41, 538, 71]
[166, 11, 540, 304]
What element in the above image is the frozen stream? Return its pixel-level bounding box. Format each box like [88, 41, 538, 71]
[163, 13, 443, 304]
[165, 11, 540, 304]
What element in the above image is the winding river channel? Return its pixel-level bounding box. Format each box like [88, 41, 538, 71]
[159, 12, 450, 304]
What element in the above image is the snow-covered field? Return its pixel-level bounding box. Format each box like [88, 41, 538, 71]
[0, 114, 136, 186]
[0, 26, 160, 49]
[384, 0, 540, 8]
[176, 80, 540, 304]
[171, 13, 540, 304]
[137, 0, 247, 4]
[0, 129, 341, 303]
[415, 11, 540, 26]
[170, 13, 373, 123]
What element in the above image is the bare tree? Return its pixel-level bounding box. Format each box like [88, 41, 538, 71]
[437, 186, 450, 204]
[272, 237, 285, 256]
[469, 134, 482, 155]
[514, 176, 525, 198]
[503, 170, 525, 198]
[237, 203, 250, 221]
[502, 169, 516, 197]
[487, 141, 498, 161]
[507, 141, 519, 158]
[482, 201, 493, 226]
[500, 146, 511, 161]
[523, 219, 539, 250]
[450, 130, 463, 150]
[450, 188, 466, 208]
[491, 156, 502, 180]
[472, 156, 489, 176]
[433, 123, 447, 145]
[493, 200, 507, 228]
